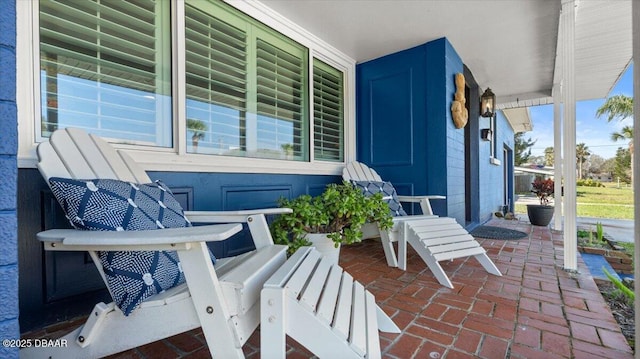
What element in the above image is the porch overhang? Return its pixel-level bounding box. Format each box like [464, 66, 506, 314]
[259, 0, 631, 110]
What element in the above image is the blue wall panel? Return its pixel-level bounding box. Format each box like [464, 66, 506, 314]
[0, 0, 19, 356]
[369, 70, 414, 166]
[147, 172, 339, 257]
[149, 171, 337, 212]
[356, 43, 430, 209]
[356, 37, 516, 227]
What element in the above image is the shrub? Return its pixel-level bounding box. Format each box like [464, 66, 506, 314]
[531, 178, 554, 205]
[577, 178, 605, 187]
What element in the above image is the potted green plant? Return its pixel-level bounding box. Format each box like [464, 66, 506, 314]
[270, 181, 394, 264]
[527, 177, 555, 226]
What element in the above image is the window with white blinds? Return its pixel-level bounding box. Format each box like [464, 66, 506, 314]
[185, 2, 247, 155]
[255, 38, 308, 161]
[39, 0, 172, 146]
[36, 0, 345, 165]
[185, 0, 309, 160]
[313, 59, 344, 162]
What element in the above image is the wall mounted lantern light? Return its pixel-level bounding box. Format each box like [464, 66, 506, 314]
[480, 87, 496, 118]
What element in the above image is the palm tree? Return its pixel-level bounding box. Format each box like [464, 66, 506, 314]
[596, 95, 633, 184]
[611, 125, 634, 185]
[595, 94, 633, 122]
[576, 143, 590, 179]
[544, 146, 554, 167]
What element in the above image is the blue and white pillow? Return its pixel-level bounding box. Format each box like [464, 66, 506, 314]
[352, 180, 408, 217]
[48, 178, 191, 231]
[48, 177, 204, 316]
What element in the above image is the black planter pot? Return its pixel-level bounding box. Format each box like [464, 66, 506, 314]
[526, 204, 554, 226]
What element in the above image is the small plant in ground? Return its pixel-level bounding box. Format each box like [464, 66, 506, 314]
[577, 229, 591, 238]
[596, 222, 604, 242]
[577, 227, 610, 249]
[602, 267, 635, 305]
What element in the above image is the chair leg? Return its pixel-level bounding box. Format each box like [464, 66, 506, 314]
[406, 235, 454, 288]
[398, 223, 407, 270]
[178, 242, 245, 358]
[379, 231, 398, 267]
[474, 253, 502, 276]
[261, 287, 287, 359]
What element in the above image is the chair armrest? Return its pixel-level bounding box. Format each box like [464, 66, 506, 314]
[184, 208, 292, 223]
[395, 195, 445, 216]
[396, 195, 446, 202]
[38, 223, 243, 252]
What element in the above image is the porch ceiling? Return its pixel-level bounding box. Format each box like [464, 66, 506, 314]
[258, 0, 631, 110]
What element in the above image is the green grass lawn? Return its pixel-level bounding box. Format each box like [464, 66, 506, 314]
[515, 183, 634, 220]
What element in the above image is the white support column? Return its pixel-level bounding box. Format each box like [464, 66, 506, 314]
[561, 0, 577, 271]
[552, 83, 563, 231]
[631, 1, 639, 357]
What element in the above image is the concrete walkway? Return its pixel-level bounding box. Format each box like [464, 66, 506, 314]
[24, 218, 633, 358]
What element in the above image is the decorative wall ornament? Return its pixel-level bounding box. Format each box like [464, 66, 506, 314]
[451, 73, 468, 129]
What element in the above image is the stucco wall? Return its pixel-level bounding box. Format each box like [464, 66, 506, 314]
[0, 0, 19, 357]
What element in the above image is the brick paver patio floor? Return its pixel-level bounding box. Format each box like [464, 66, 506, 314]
[26, 218, 634, 358]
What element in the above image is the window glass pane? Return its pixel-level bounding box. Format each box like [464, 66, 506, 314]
[39, 0, 172, 146]
[185, 0, 308, 161]
[185, 2, 247, 155]
[255, 38, 308, 161]
[313, 59, 344, 161]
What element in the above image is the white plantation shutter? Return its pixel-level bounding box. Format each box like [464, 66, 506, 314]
[255, 38, 308, 160]
[39, 0, 171, 146]
[185, 3, 248, 154]
[313, 59, 344, 162]
[185, 0, 308, 160]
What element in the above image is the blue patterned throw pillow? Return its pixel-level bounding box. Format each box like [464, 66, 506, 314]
[48, 177, 201, 316]
[352, 180, 408, 217]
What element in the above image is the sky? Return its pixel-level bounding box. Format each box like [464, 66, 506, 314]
[525, 63, 634, 160]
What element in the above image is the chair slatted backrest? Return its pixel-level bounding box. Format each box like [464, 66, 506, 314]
[37, 128, 152, 184]
[342, 162, 383, 182]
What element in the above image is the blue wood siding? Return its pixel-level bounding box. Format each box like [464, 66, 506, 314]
[356, 37, 515, 227]
[0, 0, 19, 356]
[147, 171, 338, 256]
[356, 38, 462, 219]
[478, 111, 515, 221]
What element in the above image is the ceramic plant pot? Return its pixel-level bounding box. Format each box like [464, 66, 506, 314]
[526, 204, 554, 226]
[305, 233, 341, 265]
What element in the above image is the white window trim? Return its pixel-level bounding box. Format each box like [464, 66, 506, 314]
[17, 0, 356, 176]
[489, 114, 501, 166]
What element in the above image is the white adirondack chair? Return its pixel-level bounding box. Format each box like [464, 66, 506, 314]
[343, 162, 502, 288]
[22, 128, 398, 359]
